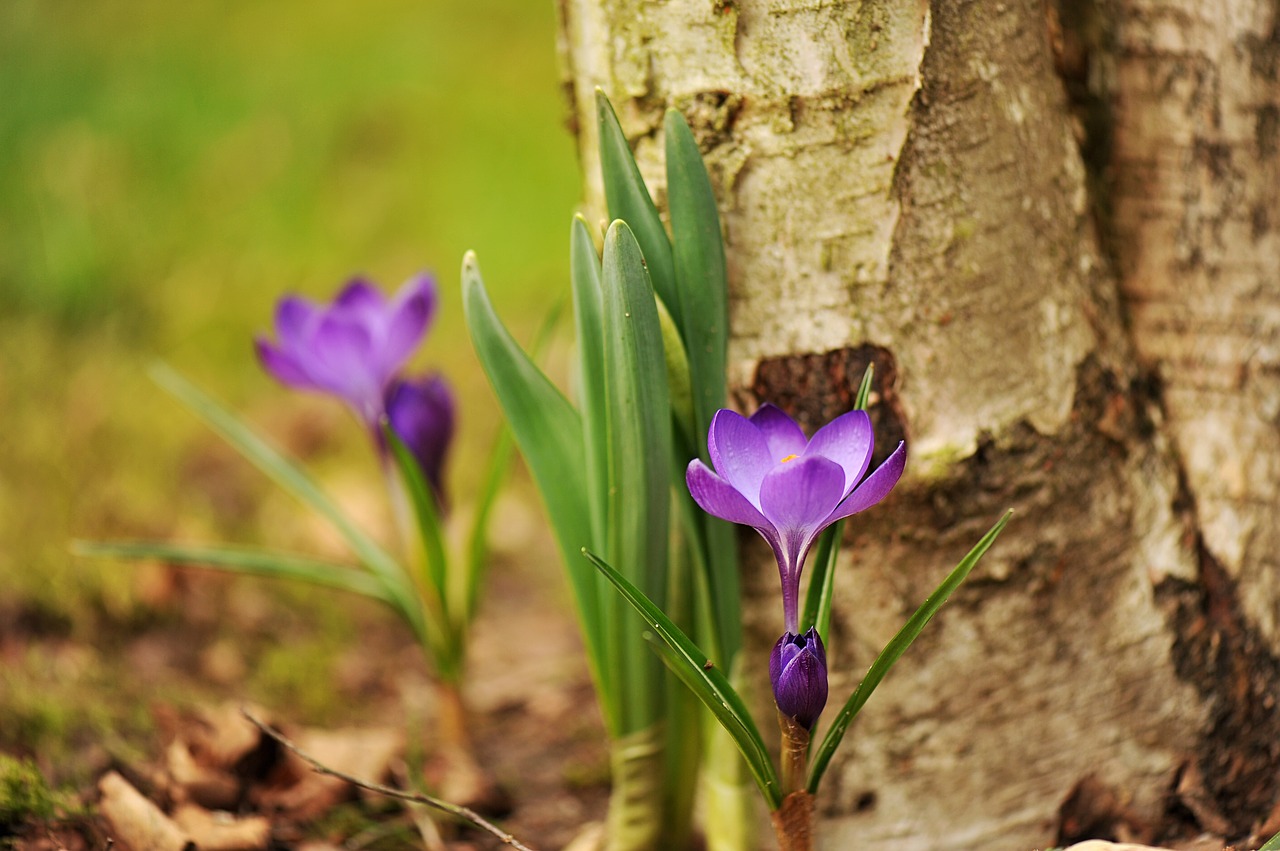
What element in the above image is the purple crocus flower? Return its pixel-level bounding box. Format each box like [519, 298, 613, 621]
[255, 275, 438, 426]
[386, 373, 455, 501]
[770, 628, 828, 729]
[685, 403, 906, 634]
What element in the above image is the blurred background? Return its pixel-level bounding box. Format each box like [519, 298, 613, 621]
[1, 0, 579, 781]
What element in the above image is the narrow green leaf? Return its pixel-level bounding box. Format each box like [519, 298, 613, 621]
[601, 220, 672, 734]
[148, 364, 424, 639]
[665, 107, 741, 664]
[584, 548, 782, 810]
[802, 520, 843, 639]
[596, 91, 677, 328]
[464, 299, 566, 624]
[570, 215, 608, 553]
[655, 293, 695, 448]
[383, 426, 450, 623]
[73, 540, 393, 603]
[808, 510, 1013, 792]
[1261, 828, 1280, 851]
[853, 363, 875, 411]
[461, 253, 607, 707]
[665, 107, 728, 451]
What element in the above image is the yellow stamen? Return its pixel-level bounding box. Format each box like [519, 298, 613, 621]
[780, 453, 799, 463]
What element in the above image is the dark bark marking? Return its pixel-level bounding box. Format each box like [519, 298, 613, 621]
[1057, 774, 1152, 845]
[1157, 548, 1280, 841]
[745, 344, 905, 469]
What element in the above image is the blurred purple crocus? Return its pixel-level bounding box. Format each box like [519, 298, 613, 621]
[255, 275, 438, 427]
[386, 373, 456, 501]
[770, 628, 828, 729]
[685, 404, 906, 634]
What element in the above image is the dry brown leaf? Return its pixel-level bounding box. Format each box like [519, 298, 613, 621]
[254, 725, 404, 819]
[164, 741, 240, 810]
[171, 804, 270, 851]
[184, 703, 269, 771]
[98, 771, 193, 851]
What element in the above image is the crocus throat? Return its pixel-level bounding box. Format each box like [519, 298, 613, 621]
[780, 453, 799, 463]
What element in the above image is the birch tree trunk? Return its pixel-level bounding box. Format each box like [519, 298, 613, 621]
[558, 0, 1280, 849]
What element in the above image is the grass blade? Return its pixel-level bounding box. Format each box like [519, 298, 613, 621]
[1262, 829, 1280, 851]
[596, 91, 677, 328]
[74, 540, 393, 602]
[382, 427, 450, 618]
[149, 364, 423, 636]
[584, 548, 782, 810]
[807, 510, 1013, 792]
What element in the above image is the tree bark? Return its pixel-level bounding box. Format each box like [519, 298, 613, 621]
[557, 0, 1280, 848]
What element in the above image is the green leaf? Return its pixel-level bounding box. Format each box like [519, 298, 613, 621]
[583, 548, 782, 810]
[73, 541, 393, 603]
[461, 253, 606, 700]
[382, 427, 450, 619]
[596, 91, 677, 329]
[807, 510, 1013, 792]
[1261, 828, 1280, 851]
[801, 520, 843, 640]
[853, 363, 874, 411]
[148, 364, 424, 640]
[600, 220, 673, 734]
[570, 215, 608, 553]
[464, 298, 566, 624]
[664, 107, 728, 451]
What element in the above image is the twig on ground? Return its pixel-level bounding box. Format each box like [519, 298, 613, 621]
[241, 708, 537, 851]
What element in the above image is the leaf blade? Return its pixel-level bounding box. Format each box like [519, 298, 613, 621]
[73, 540, 394, 602]
[596, 91, 677, 329]
[807, 510, 1013, 792]
[462, 252, 608, 706]
[584, 548, 782, 810]
[148, 364, 423, 637]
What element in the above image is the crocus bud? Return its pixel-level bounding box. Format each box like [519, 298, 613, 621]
[385, 373, 455, 503]
[770, 628, 828, 730]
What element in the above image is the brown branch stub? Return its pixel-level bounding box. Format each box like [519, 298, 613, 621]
[240, 709, 538, 851]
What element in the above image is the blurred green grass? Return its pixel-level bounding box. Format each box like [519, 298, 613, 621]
[0, 0, 580, 769]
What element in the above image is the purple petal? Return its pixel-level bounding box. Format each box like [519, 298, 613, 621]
[334, 278, 385, 312]
[706, 409, 774, 503]
[255, 338, 315, 389]
[759, 456, 846, 627]
[826, 440, 907, 523]
[749, 404, 807, 460]
[379, 274, 437, 374]
[686, 460, 771, 528]
[771, 630, 829, 729]
[308, 315, 381, 418]
[387, 373, 455, 501]
[806, 409, 874, 498]
[758, 456, 847, 540]
[273, 296, 319, 348]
